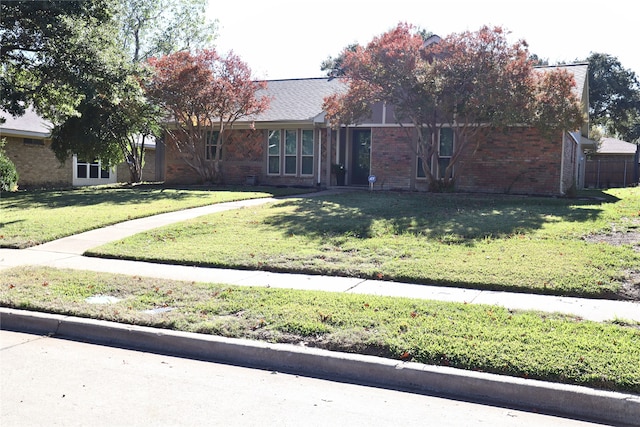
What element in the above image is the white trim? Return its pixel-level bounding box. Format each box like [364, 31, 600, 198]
[559, 132, 567, 195]
[72, 155, 117, 186]
[317, 128, 322, 185]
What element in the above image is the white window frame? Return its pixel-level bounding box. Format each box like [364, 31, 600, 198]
[267, 129, 315, 177]
[437, 128, 454, 179]
[301, 129, 314, 176]
[284, 129, 298, 175]
[267, 130, 281, 175]
[73, 155, 117, 186]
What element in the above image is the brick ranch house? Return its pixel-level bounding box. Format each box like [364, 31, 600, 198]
[161, 63, 593, 196]
[0, 108, 158, 188]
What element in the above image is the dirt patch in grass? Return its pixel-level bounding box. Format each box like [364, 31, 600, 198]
[584, 230, 640, 301]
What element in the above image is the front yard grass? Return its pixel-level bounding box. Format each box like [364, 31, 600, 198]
[89, 188, 640, 298]
[0, 184, 309, 248]
[1, 266, 638, 394]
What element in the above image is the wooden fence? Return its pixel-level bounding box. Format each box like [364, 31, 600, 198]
[584, 159, 639, 188]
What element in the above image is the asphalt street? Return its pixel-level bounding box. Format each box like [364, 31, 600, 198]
[0, 330, 606, 427]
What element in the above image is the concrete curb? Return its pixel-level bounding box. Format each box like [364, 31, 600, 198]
[2, 307, 639, 426]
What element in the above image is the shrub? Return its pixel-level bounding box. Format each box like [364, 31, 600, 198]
[0, 140, 19, 192]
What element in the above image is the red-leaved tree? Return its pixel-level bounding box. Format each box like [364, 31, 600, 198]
[147, 49, 270, 183]
[323, 24, 585, 190]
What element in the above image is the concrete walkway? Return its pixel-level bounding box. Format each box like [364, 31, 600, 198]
[1, 191, 639, 425]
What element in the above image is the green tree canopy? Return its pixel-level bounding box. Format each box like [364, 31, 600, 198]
[117, 0, 216, 63]
[586, 53, 640, 143]
[0, 0, 118, 121]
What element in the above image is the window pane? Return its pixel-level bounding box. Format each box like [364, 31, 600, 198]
[268, 156, 280, 174]
[302, 130, 314, 155]
[77, 164, 87, 178]
[285, 130, 297, 155]
[101, 168, 110, 179]
[285, 156, 296, 174]
[206, 131, 220, 160]
[207, 145, 217, 160]
[417, 157, 426, 178]
[90, 164, 99, 178]
[301, 157, 313, 175]
[439, 128, 453, 157]
[438, 158, 450, 178]
[268, 130, 280, 155]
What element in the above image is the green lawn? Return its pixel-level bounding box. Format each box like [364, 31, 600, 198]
[89, 188, 640, 298]
[2, 266, 638, 394]
[0, 184, 310, 248]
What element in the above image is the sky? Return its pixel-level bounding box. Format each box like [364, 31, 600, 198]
[206, 0, 638, 81]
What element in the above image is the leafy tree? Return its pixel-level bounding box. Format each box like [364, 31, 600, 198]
[50, 74, 162, 182]
[0, 0, 116, 121]
[586, 53, 640, 143]
[51, 0, 217, 183]
[146, 49, 270, 183]
[117, 0, 216, 63]
[323, 24, 585, 190]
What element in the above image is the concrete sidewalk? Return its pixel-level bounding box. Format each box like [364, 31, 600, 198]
[1, 192, 639, 425]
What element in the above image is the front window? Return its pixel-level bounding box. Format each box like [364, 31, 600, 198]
[438, 128, 454, 178]
[284, 130, 297, 174]
[267, 129, 315, 177]
[205, 131, 220, 160]
[77, 159, 110, 179]
[301, 130, 314, 175]
[417, 157, 426, 178]
[268, 130, 281, 174]
[415, 128, 454, 179]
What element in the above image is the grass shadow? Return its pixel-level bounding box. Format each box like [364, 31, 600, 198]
[265, 191, 612, 244]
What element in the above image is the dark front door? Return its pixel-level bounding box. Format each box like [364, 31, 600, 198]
[351, 129, 371, 185]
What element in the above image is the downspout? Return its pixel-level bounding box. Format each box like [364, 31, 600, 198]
[326, 125, 332, 185]
[317, 128, 322, 186]
[635, 148, 640, 185]
[559, 131, 566, 195]
[336, 127, 341, 165]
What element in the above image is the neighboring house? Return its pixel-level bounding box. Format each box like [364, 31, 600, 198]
[584, 137, 639, 188]
[0, 108, 157, 188]
[161, 64, 593, 196]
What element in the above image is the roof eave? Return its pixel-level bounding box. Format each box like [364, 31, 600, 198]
[0, 128, 51, 139]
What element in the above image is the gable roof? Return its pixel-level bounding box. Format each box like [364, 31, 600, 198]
[0, 107, 51, 139]
[249, 78, 346, 123]
[535, 63, 589, 100]
[249, 65, 588, 126]
[597, 137, 638, 154]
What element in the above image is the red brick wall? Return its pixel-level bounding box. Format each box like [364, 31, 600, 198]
[455, 127, 564, 195]
[367, 126, 565, 195]
[371, 127, 416, 190]
[164, 124, 567, 195]
[164, 128, 330, 187]
[164, 132, 206, 184]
